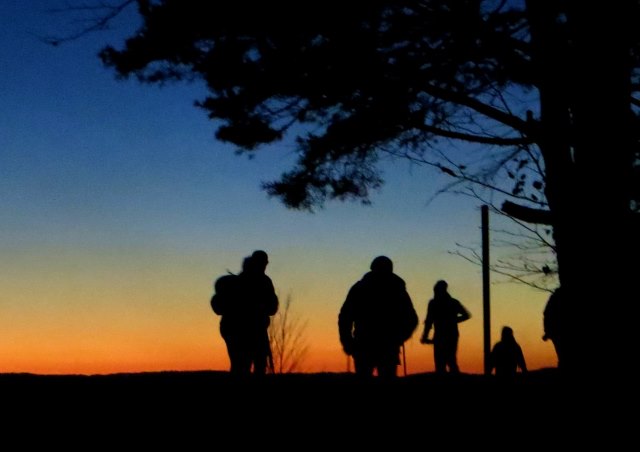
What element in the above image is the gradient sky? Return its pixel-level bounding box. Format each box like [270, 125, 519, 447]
[1, 2, 556, 375]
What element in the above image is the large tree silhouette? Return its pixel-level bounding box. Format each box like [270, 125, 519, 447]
[82, 0, 638, 378]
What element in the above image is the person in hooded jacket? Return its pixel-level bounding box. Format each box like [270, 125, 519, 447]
[339, 256, 418, 378]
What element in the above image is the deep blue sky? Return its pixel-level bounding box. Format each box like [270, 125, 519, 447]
[0, 2, 555, 374]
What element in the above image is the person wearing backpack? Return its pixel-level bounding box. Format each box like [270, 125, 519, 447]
[338, 256, 418, 379]
[211, 250, 279, 376]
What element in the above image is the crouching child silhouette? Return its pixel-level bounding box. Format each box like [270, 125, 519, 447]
[490, 326, 527, 378]
[211, 251, 279, 376]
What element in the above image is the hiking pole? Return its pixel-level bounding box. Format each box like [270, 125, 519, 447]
[266, 334, 275, 374]
[402, 343, 407, 376]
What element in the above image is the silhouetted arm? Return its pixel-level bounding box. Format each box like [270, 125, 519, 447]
[455, 300, 471, 323]
[421, 301, 434, 344]
[517, 344, 527, 373]
[338, 285, 358, 355]
[263, 276, 279, 316]
[398, 289, 419, 343]
[488, 345, 497, 374]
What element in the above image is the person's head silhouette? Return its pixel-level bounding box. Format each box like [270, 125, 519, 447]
[370, 255, 393, 273]
[501, 326, 514, 342]
[434, 280, 448, 296]
[251, 250, 269, 272]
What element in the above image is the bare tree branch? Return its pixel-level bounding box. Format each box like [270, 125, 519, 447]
[417, 124, 531, 146]
[268, 294, 309, 374]
[422, 83, 533, 136]
[40, 0, 136, 46]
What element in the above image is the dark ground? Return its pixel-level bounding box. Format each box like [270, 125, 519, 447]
[0, 369, 629, 446]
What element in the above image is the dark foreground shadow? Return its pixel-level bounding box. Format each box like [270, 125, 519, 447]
[0, 369, 627, 446]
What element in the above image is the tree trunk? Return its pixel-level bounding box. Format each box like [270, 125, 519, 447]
[529, 1, 638, 383]
[564, 2, 637, 384]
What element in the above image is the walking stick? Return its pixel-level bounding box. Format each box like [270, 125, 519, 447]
[402, 343, 407, 376]
[267, 344, 275, 374]
[266, 332, 275, 374]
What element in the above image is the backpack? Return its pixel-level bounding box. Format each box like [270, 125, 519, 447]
[210, 273, 239, 315]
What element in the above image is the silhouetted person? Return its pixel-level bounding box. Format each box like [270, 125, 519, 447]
[338, 256, 418, 379]
[543, 286, 565, 370]
[420, 280, 470, 374]
[490, 326, 527, 377]
[210, 250, 279, 376]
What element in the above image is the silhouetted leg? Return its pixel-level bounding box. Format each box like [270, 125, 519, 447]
[226, 336, 252, 376]
[230, 353, 252, 375]
[253, 352, 268, 376]
[250, 330, 271, 375]
[375, 348, 400, 378]
[433, 342, 447, 374]
[377, 361, 398, 379]
[448, 337, 460, 374]
[354, 352, 375, 377]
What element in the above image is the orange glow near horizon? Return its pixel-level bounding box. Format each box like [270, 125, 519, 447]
[0, 237, 556, 374]
[0, 330, 556, 376]
[0, 245, 557, 375]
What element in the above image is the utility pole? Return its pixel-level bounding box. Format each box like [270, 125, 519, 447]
[402, 344, 407, 376]
[482, 205, 491, 375]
